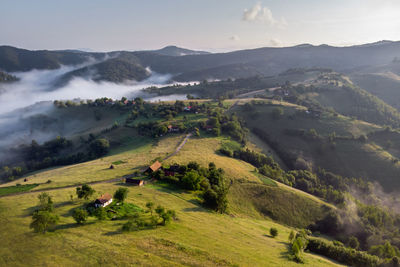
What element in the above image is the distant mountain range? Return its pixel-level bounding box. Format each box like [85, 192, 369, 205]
[1, 41, 400, 84]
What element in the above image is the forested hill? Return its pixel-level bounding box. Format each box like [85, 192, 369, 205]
[3, 41, 400, 82]
[0, 71, 18, 82]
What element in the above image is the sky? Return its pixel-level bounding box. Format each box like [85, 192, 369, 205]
[1, 0, 400, 52]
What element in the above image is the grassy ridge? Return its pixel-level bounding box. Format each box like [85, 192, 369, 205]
[0, 181, 341, 266]
[0, 134, 342, 266]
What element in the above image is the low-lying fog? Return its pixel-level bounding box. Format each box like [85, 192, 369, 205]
[0, 64, 192, 160]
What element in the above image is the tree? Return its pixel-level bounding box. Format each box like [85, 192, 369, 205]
[94, 207, 108, 221]
[288, 231, 295, 242]
[155, 205, 165, 216]
[90, 139, 110, 157]
[348, 236, 360, 250]
[30, 211, 59, 233]
[72, 208, 88, 224]
[114, 187, 129, 203]
[270, 227, 278, 238]
[38, 192, 54, 212]
[76, 184, 95, 200]
[154, 205, 175, 226]
[146, 202, 155, 216]
[181, 170, 202, 190]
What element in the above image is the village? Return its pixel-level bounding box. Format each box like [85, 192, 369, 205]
[94, 160, 177, 209]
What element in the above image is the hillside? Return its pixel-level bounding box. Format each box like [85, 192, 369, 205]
[4, 41, 400, 83]
[58, 54, 150, 84]
[231, 99, 400, 191]
[0, 133, 341, 266]
[0, 45, 104, 72]
[0, 98, 398, 266]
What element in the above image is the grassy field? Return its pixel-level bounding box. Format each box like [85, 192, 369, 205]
[0, 184, 39, 196]
[0, 181, 342, 266]
[0, 134, 184, 190]
[0, 133, 343, 266]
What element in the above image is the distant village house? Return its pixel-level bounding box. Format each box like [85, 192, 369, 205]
[168, 125, 180, 133]
[145, 160, 162, 174]
[94, 193, 113, 208]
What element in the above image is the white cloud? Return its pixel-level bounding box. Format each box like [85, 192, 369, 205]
[230, 35, 240, 41]
[242, 2, 287, 28]
[268, 38, 282, 47]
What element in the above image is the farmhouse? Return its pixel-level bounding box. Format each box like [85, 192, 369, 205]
[145, 160, 162, 173]
[126, 178, 144, 186]
[94, 193, 113, 208]
[168, 125, 180, 133]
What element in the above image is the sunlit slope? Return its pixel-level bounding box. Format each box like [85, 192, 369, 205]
[0, 134, 341, 266]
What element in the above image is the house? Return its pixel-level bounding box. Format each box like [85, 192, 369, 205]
[145, 160, 162, 173]
[126, 178, 144, 186]
[163, 164, 180, 176]
[168, 125, 180, 133]
[94, 193, 113, 208]
[184, 106, 192, 112]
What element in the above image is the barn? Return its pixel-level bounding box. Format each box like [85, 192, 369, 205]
[126, 178, 144, 186]
[145, 161, 162, 174]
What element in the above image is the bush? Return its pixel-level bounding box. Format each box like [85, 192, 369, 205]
[218, 148, 233, 157]
[270, 227, 278, 237]
[30, 211, 59, 233]
[72, 208, 88, 224]
[307, 237, 381, 266]
[94, 207, 108, 221]
[76, 184, 95, 200]
[114, 187, 129, 203]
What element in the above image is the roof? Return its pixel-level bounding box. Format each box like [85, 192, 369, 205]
[95, 193, 112, 204]
[126, 178, 143, 184]
[148, 161, 162, 172]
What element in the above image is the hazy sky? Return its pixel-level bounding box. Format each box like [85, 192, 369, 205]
[1, 0, 400, 52]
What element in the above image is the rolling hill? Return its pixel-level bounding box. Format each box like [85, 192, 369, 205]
[0, 132, 341, 266]
[3, 41, 400, 83]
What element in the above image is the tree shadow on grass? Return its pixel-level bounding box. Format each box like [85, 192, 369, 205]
[104, 230, 123, 236]
[278, 241, 292, 261]
[263, 234, 275, 238]
[20, 206, 39, 217]
[53, 221, 96, 231]
[54, 201, 74, 209]
[182, 199, 209, 213]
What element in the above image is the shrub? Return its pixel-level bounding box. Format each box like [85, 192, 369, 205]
[307, 237, 381, 266]
[94, 207, 107, 221]
[30, 211, 59, 233]
[114, 187, 129, 203]
[76, 184, 95, 200]
[72, 208, 88, 224]
[348, 236, 360, 250]
[270, 227, 278, 238]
